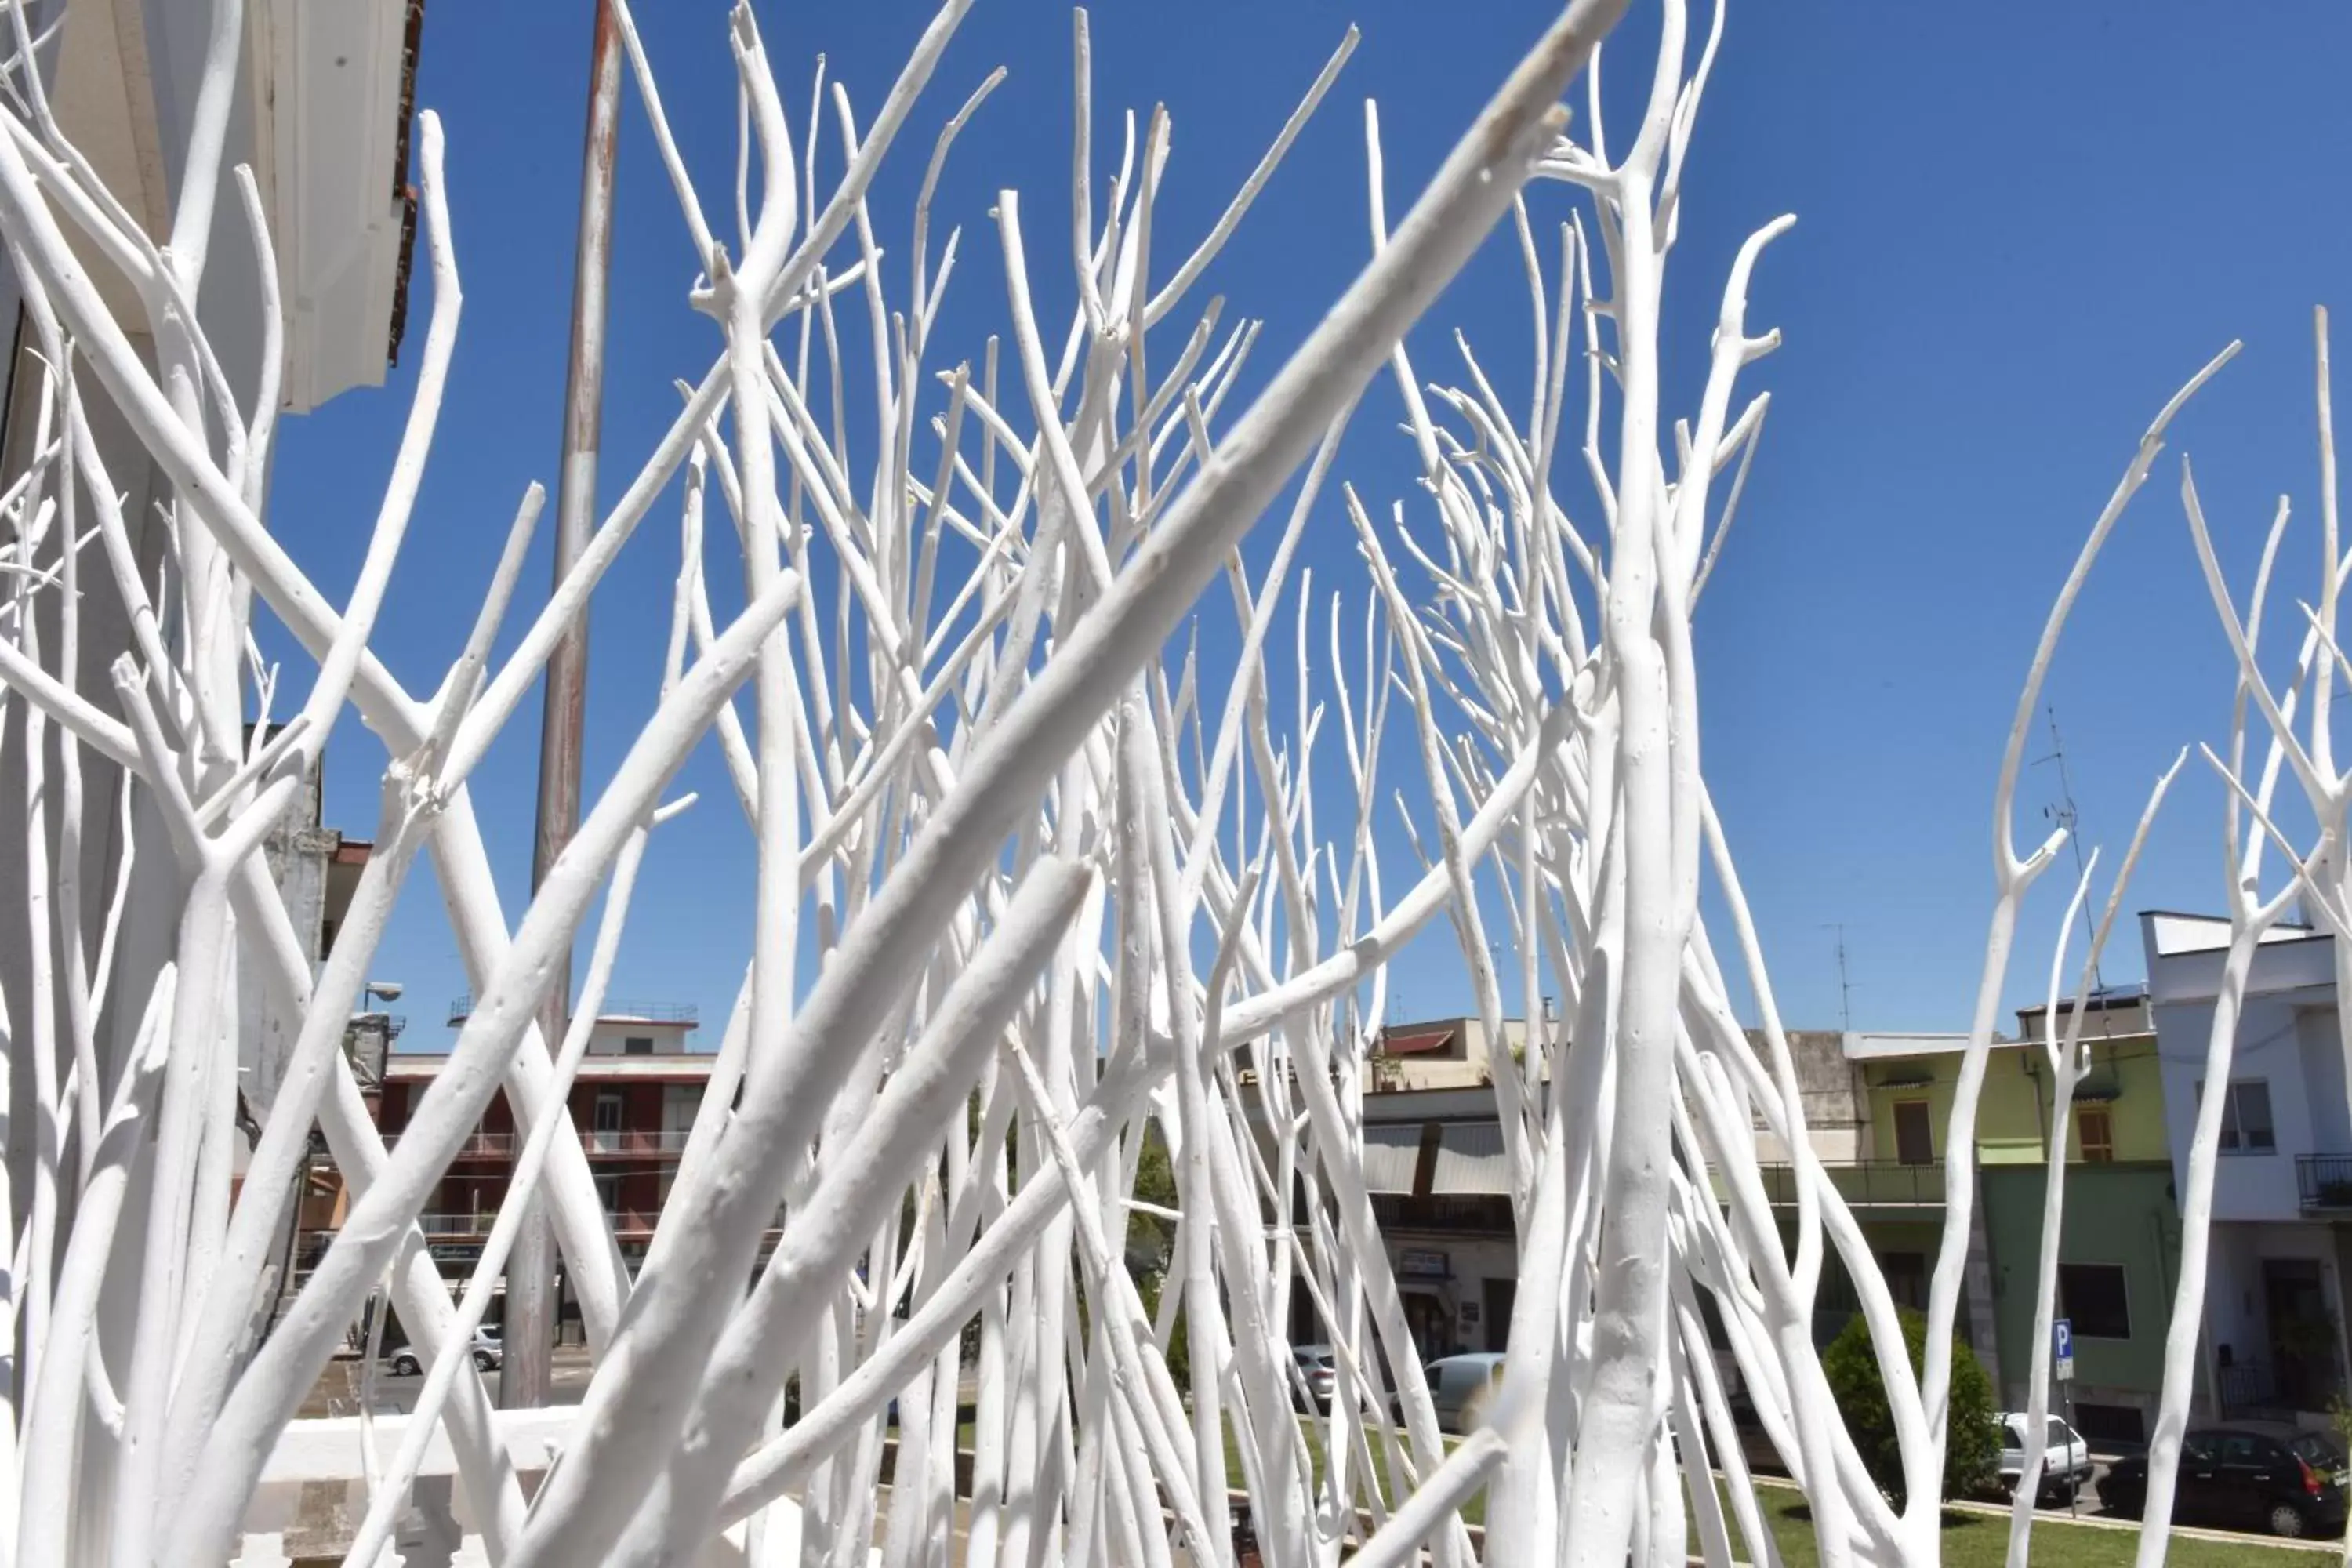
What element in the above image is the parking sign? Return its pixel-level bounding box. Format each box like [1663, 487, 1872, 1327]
[2053, 1318, 2074, 1381]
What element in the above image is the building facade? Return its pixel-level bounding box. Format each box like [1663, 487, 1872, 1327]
[2143, 910, 2352, 1427]
[1742, 1000, 2184, 1442]
[1363, 1014, 1530, 1093]
[1354, 1082, 1518, 1360]
[372, 1002, 713, 1340]
[0, 0, 423, 1228]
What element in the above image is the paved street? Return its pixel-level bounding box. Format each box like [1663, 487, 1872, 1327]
[297, 1352, 596, 1418]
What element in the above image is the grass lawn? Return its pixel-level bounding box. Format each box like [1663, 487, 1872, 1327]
[930, 1416, 2319, 1561]
[1716, 1481, 2332, 1567]
[1221, 1414, 1483, 1526]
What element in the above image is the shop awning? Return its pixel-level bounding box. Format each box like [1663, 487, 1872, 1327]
[1361, 1123, 1425, 1194]
[1432, 1122, 1512, 1196]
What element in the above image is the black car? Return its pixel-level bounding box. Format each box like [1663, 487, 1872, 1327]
[2102, 1423, 2349, 1538]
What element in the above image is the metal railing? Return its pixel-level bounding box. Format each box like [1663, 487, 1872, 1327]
[2298, 1153, 2352, 1210]
[383, 1130, 515, 1157]
[584, 1127, 695, 1156]
[448, 994, 698, 1027]
[416, 1214, 488, 1237]
[1753, 1161, 1947, 1210]
[387, 1210, 781, 1245]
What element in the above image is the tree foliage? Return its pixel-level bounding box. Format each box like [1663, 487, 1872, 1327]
[1822, 1308, 2000, 1504]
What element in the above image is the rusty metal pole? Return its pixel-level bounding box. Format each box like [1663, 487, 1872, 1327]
[510, 0, 621, 1410]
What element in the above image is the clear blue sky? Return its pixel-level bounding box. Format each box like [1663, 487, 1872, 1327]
[263, 0, 2352, 1048]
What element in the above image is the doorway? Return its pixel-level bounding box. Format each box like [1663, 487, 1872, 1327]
[1403, 1291, 1453, 1362]
[1483, 1278, 1517, 1353]
[2263, 1258, 2341, 1411]
[1893, 1101, 1934, 1166]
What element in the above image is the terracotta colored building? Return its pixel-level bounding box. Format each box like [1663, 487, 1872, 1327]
[372, 1000, 712, 1338]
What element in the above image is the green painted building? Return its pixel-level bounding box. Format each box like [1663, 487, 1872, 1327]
[1828, 992, 2182, 1443]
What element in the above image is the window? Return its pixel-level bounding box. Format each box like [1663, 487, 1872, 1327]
[593, 1091, 623, 1152]
[623, 1036, 655, 1056]
[1881, 1250, 1928, 1311]
[2058, 1261, 2131, 1339]
[2201, 1080, 2277, 1154]
[2290, 1432, 2346, 1468]
[1893, 1101, 1934, 1166]
[593, 1173, 622, 1215]
[2220, 1433, 2279, 1467]
[2076, 1107, 2114, 1164]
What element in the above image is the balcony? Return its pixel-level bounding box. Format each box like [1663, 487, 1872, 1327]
[583, 1127, 695, 1157]
[1752, 1161, 1947, 1213]
[383, 1130, 515, 1159]
[447, 995, 698, 1028]
[2296, 1154, 2352, 1212]
[416, 1213, 488, 1237]
[391, 1211, 782, 1247]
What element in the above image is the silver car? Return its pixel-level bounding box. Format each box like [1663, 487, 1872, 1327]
[1291, 1345, 1338, 1411]
[387, 1327, 503, 1377]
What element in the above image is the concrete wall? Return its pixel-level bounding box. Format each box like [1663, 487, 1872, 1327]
[1751, 1029, 1865, 1163]
[583, 1020, 696, 1054]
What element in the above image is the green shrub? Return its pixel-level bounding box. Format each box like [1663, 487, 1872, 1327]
[1821, 1307, 2000, 1504]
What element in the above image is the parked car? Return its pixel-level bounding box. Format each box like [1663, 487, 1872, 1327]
[2101, 1424, 2349, 1538]
[387, 1327, 503, 1377]
[1423, 1352, 1505, 1433]
[1292, 1345, 1338, 1412]
[1997, 1412, 2093, 1503]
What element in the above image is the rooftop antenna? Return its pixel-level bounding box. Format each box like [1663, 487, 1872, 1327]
[2033, 704, 2107, 1004]
[1824, 924, 1853, 1033]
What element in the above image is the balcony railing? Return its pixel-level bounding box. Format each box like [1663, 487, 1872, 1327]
[383, 1210, 779, 1246]
[383, 1130, 515, 1158]
[383, 1128, 696, 1160]
[448, 995, 698, 1027]
[584, 1127, 695, 1156]
[416, 1213, 488, 1237]
[1753, 1161, 1947, 1210]
[2297, 1153, 2352, 1211]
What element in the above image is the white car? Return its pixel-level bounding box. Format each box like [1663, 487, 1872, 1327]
[1998, 1411, 2093, 1503]
[1423, 1352, 1506, 1433]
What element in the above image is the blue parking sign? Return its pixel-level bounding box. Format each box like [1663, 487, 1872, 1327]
[2053, 1319, 2072, 1360]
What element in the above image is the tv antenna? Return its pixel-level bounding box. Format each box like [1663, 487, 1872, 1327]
[2033, 705, 2105, 997]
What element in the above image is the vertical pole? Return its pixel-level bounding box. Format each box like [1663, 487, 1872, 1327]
[2067, 1379, 2078, 1519]
[510, 0, 622, 1410]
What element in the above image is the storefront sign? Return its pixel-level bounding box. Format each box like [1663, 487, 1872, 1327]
[1399, 1248, 1450, 1279]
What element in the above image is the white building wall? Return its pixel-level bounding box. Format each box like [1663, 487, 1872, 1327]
[2154, 990, 2320, 1222]
[584, 1020, 695, 1055]
[1381, 1232, 1519, 1358]
[2145, 914, 2352, 1418]
[2299, 1006, 2352, 1156]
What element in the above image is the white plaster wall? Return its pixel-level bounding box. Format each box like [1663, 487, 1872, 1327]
[2155, 993, 2312, 1221]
